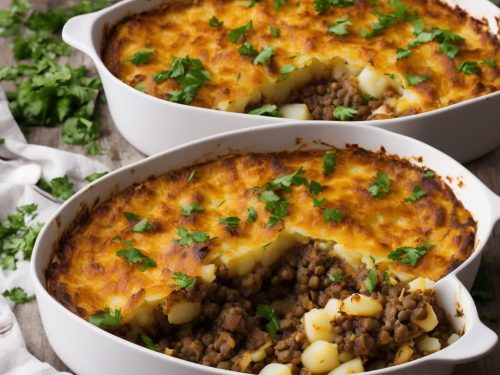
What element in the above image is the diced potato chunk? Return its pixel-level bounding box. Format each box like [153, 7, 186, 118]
[324, 298, 343, 319]
[279, 103, 312, 120]
[342, 294, 383, 317]
[304, 308, 336, 343]
[414, 303, 438, 332]
[357, 66, 392, 99]
[447, 333, 460, 346]
[259, 363, 292, 375]
[167, 301, 201, 324]
[394, 344, 414, 365]
[417, 335, 441, 353]
[327, 357, 364, 375]
[338, 351, 354, 363]
[408, 277, 436, 292]
[301, 340, 340, 374]
[200, 264, 216, 283]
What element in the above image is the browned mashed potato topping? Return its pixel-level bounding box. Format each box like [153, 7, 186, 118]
[103, 0, 499, 120]
[47, 147, 475, 373]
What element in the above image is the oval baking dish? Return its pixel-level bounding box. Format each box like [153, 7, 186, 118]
[32, 122, 500, 374]
[61, 0, 500, 160]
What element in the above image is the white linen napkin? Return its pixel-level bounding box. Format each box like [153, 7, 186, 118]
[0, 87, 108, 374]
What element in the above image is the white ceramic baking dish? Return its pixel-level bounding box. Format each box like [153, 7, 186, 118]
[61, 0, 500, 161]
[32, 122, 499, 374]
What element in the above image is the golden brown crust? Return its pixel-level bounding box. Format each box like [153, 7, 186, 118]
[102, 0, 499, 115]
[46, 147, 476, 323]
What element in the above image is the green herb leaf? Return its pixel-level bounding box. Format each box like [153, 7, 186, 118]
[85, 171, 108, 182]
[116, 247, 156, 271]
[172, 271, 196, 289]
[388, 243, 433, 266]
[308, 180, 324, 196]
[333, 106, 358, 121]
[138, 333, 161, 351]
[313, 197, 326, 208]
[323, 150, 337, 176]
[187, 169, 196, 182]
[408, 31, 433, 48]
[368, 171, 390, 199]
[176, 227, 210, 245]
[247, 207, 258, 223]
[38, 176, 75, 201]
[364, 268, 378, 292]
[278, 63, 296, 81]
[219, 216, 241, 229]
[323, 208, 342, 223]
[123, 50, 154, 65]
[248, 0, 261, 8]
[383, 271, 393, 285]
[133, 218, 152, 233]
[124, 212, 140, 221]
[61, 117, 102, 155]
[359, 1, 416, 38]
[209, 16, 223, 28]
[396, 48, 411, 59]
[2, 287, 35, 304]
[273, 0, 286, 11]
[458, 61, 480, 75]
[238, 42, 258, 57]
[228, 21, 253, 43]
[181, 204, 204, 216]
[112, 236, 133, 246]
[328, 271, 343, 283]
[253, 45, 274, 65]
[422, 170, 435, 178]
[439, 41, 460, 59]
[327, 18, 352, 36]
[89, 307, 121, 327]
[404, 72, 430, 86]
[403, 185, 426, 202]
[263, 167, 308, 192]
[0, 138, 4, 144]
[270, 26, 280, 37]
[313, 0, 353, 15]
[483, 59, 496, 68]
[256, 304, 280, 337]
[248, 104, 282, 117]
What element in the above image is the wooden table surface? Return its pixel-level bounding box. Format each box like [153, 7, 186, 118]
[1, 0, 499, 374]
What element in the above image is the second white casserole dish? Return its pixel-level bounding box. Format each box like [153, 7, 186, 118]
[32, 122, 500, 374]
[62, 0, 500, 160]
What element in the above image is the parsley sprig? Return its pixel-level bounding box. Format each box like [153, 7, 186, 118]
[359, 0, 417, 38]
[219, 216, 241, 230]
[38, 176, 75, 201]
[256, 304, 280, 337]
[89, 307, 121, 327]
[2, 287, 35, 304]
[116, 247, 156, 271]
[364, 268, 378, 292]
[404, 185, 426, 202]
[313, 0, 353, 15]
[176, 227, 210, 245]
[327, 18, 352, 36]
[172, 271, 196, 289]
[368, 171, 390, 199]
[388, 243, 433, 266]
[248, 104, 283, 117]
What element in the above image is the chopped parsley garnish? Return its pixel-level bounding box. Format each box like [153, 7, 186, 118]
[112, 236, 133, 246]
[364, 268, 378, 292]
[368, 171, 390, 199]
[259, 192, 289, 227]
[458, 61, 480, 75]
[238, 42, 258, 57]
[85, 171, 108, 182]
[253, 45, 274, 65]
[248, 104, 283, 117]
[385, 73, 396, 80]
[124, 212, 140, 221]
[270, 26, 280, 37]
[133, 218, 152, 233]
[323, 151, 336, 176]
[411, 18, 425, 35]
[483, 59, 496, 68]
[328, 271, 343, 283]
[248, 0, 261, 8]
[0, 203, 42, 270]
[278, 63, 296, 81]
[219, 216, 241, 229]
[176, 227, 210, 245]
[359, 0, 416, 38]
[313, 0, 353, 15]
[407, 31, 433, 48]
[181, 204, 204, 216]
[383, 271, 393, 285]
[172, 271, 196, 289]
[432, 28, 464, 59]
[38, 176, 75, 201]
[217, 200, 226, 207]
[138, 333, 161, 352]
[273, 0, 286, 11]
[89, 307, 121, 327]
[116, 247, 156, 271]
[396, 47, 411, 59]
[333, 106, 358, 121]
[256, 304, 280, 337]
[323, 208, 342, 223]
[187, 169, 196, 182]
[2, 287, 35, 304]
[327, 18, 352, 36]
[403, 185, 426, 202]
[313, 197, 326, 207]
[228, 21, 253, 43]
[122, 50, 153, 65]
[61, 117, 103, 155]
[264, 167, 308, 192]
[404, 72, 430, 86]
[0, 138, 4, 144]
[247, 207, 258, 222]
[308, 180, 324, 196]
[422, 170, 435, 178]
[388, 243, 433, 266]
[209, 16, 223, 28]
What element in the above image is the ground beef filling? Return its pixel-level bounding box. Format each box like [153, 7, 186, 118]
[148, 243, 452, 374]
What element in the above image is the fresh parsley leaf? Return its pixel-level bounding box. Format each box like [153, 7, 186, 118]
[124, 212, 140, 221]
[407, 31, 433, 48]
[388, 243, 433, 266]
[248, 104, 282, 117]
[187, 169, 196, 182]
[38, 176, 75, 201]
[263, 167, 308, 192]
[219, 216, 240, 229]
[112, 236, 133, 246]
[439, 41, 460, 59]
[383, 271, 393, 285]
[138, 333, 161, 352]
[308, 180, 324, 196]
[270, 26, 280, 37]
[116, 247, 156, 271]
[181, 204, 204, 216]
[133, 218, 152, 233]
[483, 59, 496, 68]
[364, 268, 378, 292]
[328, 271, 343, 283]
[89, 307, 121, 327]
[259, 191, 281, 202]
[323, 208, 342, 223]
[261, 197, 288, 228]
[122, 50, 154, 65]
[209, 16, 223, 28]
[396, 47, 411, 59]
[253, 45, 274, 65]
[0, 138, 4, 144]
[359, 1, 416, 38]
[404, 72, 430, 86]
[85, 171, 108, 182]
[228, 21, 253, 43]
[458, 61, 480, 75]
[134, 82, 146, 93]
[403, 185, 426, 202]
[172, 271, 196, 289]
[273, 0, 286, 10]
[327, 18, 352, 36]
[2, 287, 35, 304]
[247, 207, 258, 222]
[248, 0, 261, 7]
[313, 0, 353, 15]
[176, 227, 210, 245]
[411, 18, 425, 35]
[422, 170, 435, 178]
[278, 64, 296, 81]
[256, 304, 280, 337]
[368, 171, 390, 199]
[313, 197, 326, 207]
[238, 42, 258, 57]
[323, 151, 336, 176]
[333, 106, 358, 121]
[61, 117, 102, 155]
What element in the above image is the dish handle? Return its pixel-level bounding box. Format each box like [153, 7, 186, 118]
[62, 13, 97, 57]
